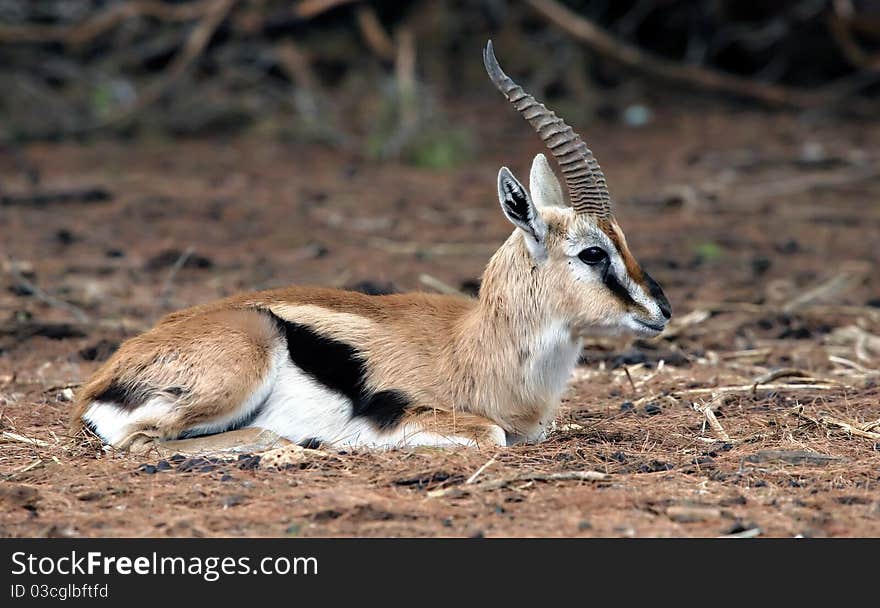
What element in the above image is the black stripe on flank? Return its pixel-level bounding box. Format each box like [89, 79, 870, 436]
[93, 382, 188, 411]
[354, 390, 411, 431]
[266, 311, 410, 432]
[93, 381, 142, 409]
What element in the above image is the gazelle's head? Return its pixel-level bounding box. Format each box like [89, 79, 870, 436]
[484, 41, 671, 338]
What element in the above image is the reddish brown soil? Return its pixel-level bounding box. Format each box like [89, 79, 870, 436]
[1, 104, 879, 537]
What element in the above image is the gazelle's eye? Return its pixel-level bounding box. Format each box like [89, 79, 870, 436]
[578, 247, 608, 265]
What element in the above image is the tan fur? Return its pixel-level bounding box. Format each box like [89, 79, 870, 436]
[74, 162, 667, 450]
[599, 218, 646, 287]
[398, 408, 507, 447]
[72, 309, 277, 438]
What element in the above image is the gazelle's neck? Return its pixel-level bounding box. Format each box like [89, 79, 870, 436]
[449, 235, 581, 435]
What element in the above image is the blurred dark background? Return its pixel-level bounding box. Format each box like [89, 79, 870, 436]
[1, 0, 878, 158]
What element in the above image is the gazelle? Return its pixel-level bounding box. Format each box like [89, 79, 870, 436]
[72, 41, 671, 452]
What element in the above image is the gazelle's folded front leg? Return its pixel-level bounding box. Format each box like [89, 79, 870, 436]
[392, 408, 508, 448]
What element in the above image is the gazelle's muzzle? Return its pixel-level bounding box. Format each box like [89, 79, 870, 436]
[644, 272, 671, 321]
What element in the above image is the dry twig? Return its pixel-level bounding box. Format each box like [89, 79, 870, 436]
[0, 0, 219, 45]
[789, 405, 880, 442]
[419, 274, 467, 297]
[294, 0, 361, 20]
[368, 238, 495, 257]
[751, 368, 811, 395]
[356, 4, 395, 61]
[526, 0, 867, 110]
[693, 397, 731, 442]
[730, 165, 880, 205]
[8, 0, 237, 140]
[783, 262, 871, 312]
[643, 381, 844, 404]
[429, 470, 609, 497]
[465, 456, 497, 485]
[1, 431, 54, 449]
[5, 257, 90, 323]
[159, 246, 195, 306]
[828, 0, 880, 71]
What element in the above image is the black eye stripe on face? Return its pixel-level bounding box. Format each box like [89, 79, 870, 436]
[603, 270, 638, 308]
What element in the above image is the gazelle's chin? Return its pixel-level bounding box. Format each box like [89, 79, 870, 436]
[574, 315, 663, 338]
[623, 314, 666, 338]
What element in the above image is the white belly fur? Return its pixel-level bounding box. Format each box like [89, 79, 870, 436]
[251, 360, 487, 448]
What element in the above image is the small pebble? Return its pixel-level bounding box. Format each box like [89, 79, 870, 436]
[644, 403, 662, 416]
[622, 104, 652, 128]
[666, 505, 722, 523]
[222, 495, 245, 508]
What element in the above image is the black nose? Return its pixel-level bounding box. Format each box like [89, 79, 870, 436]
[644, 272, 672, 319]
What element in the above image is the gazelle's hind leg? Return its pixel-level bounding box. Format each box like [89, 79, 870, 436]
[72, 309, 283, 452]
[389, 409, 508, 448]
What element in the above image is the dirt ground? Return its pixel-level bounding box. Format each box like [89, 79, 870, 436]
[1, 101, 879, 537]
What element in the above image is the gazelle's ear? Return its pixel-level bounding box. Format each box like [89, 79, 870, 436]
[497, 167, 547, 257]
[529, 153, 565, 209]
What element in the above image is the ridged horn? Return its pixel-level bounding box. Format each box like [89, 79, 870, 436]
[483, 40, 611, 218]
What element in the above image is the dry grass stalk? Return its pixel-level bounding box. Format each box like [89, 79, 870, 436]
[751, 368, 815, 395]
[632, 381, 843, 407]
[356, 4, 395, 61]
[789, 405, 880, 442]
[693, 397, 731, 442]
[660, 309, 711, 339]
[5, 257, 90, 323]
[159, 246, 195, 306]
[0, 0, 220, 45]
[680, 382, 843, 397]
[623, 367, 637, 392]
[1, 459, 45, 481]
[525, 0, 862, 110]
[465, 456, 497, 485]
[828, 326, 880, 361]
[783, 262, 871, 312]
[429, 470, 609, 498]
[419, 274, 467, 297]
[368, 238, 495, 257]
[2, 431, 54, 448]
[295, 0, 360, 19]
